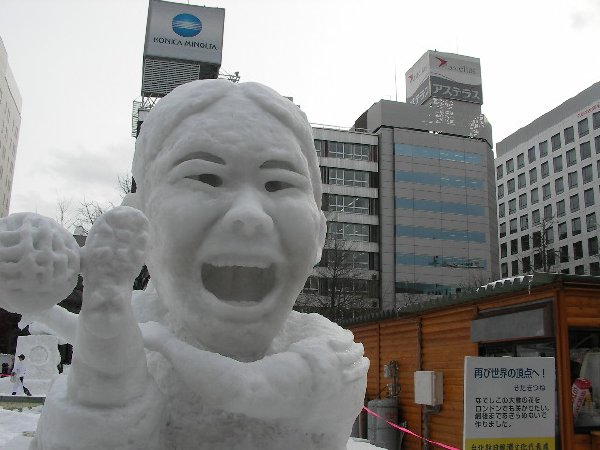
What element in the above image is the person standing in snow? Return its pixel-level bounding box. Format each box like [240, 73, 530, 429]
[11, 354, 31, 396]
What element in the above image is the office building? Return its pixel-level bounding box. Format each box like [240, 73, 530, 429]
[0, 36, 21, 217]
[307, 51, 499, 311]
[496, 82, 600, 277]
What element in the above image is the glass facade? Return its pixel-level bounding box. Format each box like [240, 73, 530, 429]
[394, 143, 482, 164]
[395, 170, 483, 190]
[395, 197, 485, 216]
[395, 224, 486, 243]
[395, 253, 486, 269]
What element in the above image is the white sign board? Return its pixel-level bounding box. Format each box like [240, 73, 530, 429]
[144, 0, 225, 64]
[464, 357, 555, 449]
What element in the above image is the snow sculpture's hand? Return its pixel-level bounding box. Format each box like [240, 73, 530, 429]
[0, 213, 80, 315]
[139, 320, 175, 353]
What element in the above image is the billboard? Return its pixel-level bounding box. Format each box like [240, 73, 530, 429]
[463, 357, 556, 449]
[406, 51, 483, 105]
[144, 0, 225, 65]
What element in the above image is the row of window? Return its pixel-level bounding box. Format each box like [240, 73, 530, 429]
[395, 224, 486, 243]
[500, 211, 597, 238]
[501, 258, 600, 278]
[322, 194, 378, 215]
[326, 222, 378, 242]
[302, 276, 378, 297]
[320, 167, 378, 188]
[314, 139, 378, 162]
[395, 253, 486, 269]
[497, 144, 600, 199]
[395, 144, 483, 165]
[496, 112, 600, 179]
[318, 249, 379, 270]
[395, 197, 485, 217]
[395, 170, 483, 190]
[501, 231, 598, 261]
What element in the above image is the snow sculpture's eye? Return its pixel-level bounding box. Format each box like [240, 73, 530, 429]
[186, 174, 223, 187]
[265, 181, 294, 192]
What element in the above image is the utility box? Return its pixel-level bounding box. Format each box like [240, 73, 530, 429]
[414, 371, 443, 406]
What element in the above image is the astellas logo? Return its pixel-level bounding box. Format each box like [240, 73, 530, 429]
[172, 13, 202, 37]
[434, 56, 478, 75]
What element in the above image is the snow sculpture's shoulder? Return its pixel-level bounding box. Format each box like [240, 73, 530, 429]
[269, 310, 353, 353]
[131, 282, 168, 324]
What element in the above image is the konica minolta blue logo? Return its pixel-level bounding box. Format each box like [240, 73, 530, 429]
[172, 13, 202, 37]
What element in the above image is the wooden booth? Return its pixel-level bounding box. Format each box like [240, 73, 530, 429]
[344, 273, 600, 449]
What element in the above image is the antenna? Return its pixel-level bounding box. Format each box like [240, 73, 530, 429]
[394, 64, 398, 102]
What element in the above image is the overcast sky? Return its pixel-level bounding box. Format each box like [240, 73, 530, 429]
[1, 0, 599, 223]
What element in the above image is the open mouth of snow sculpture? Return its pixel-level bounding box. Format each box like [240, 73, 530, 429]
[201, 262, 276, 304]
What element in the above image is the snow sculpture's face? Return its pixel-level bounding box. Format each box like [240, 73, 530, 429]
[141, 99, 324, 360]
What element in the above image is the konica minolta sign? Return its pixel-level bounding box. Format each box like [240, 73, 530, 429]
[144, 0, 225, 65]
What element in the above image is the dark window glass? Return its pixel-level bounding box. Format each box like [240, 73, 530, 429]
[551, 133, 561, 150]
[496, 164, 503, 180]
[560, 245, 569, 263]
[510, 218, 517, 234]
[575, 265, 585, 275]
[568, 171, 578, 189]
[593, 111, 600, 130]
[517, 153, 525, 169]
[497, 184, 504, 199]
[507, 178, 515, 194]
[508, 198, 516, 214]
[553, 155, 563, 172]
[498, 202, 505, 218]
[586, 212, 597, 232]
[511, 260, 519, 276]
[532, 209, 540, 224]
[542, 183, 551, 200]
[570, 194, 580, 212]
[558, 222, 567, 240]
[595, 135, 600, 154]
[531, 188, 539, 204]
[527, 146, 536, 163]
[506, 159, 514, 174]
[555, 177, 564, 194]
[501, 262, 508, 278]
[539, 140, 548, 157]
[564, 126, 575, 144]
[500, 242, 507, 258]
[544, 204, 553, 219]
[566, 148, 577, 166]
[500, 222, 506, 238]
[519, 193, 527, 210]
[511, 239, 519, 255]
[584, 188, 595, 207]
[529, 167, 537, 184]
[588, 236, 598, 256]
[518, 173, 526, 189]
[572, 217, 582, 235]
[556, 199, 566, 217]
[541, 162, 550, 178]
[578, 118, 589, 137]
[574, 241, 584, 260]
[545, 226, 554, 244]
[582, 164, 593, 184]
[591, 262, 600, 276]
[520, 214, 529, 231]
[521, 235, 530, 251]
[522, 256, 531, 273]
[580, 141, 591, 160]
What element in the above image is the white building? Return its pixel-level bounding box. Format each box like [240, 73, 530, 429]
[0, 36, 21, 217]
[495, 82, 600, 277]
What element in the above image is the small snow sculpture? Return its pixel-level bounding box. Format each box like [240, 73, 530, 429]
[0, 80, 369, 450]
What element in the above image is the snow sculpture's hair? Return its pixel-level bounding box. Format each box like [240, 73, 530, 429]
[133, 79, 322, 206]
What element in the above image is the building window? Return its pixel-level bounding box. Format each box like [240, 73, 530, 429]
[517, 173, 526, 189]
[522, 256, 531, 273]
[498, 184, 504, 199]
[555, 177, 564, 194]
[529, 167, 537, 184]
[511, 238, 519, 255]
[584, 188, 595, 207]
[551, 133, 561, 151]
[329, 168, 369, 187]
[588, 236, 598, 256]
[545, 226, 554, 244]
[568, 171, 579, 189]
[511, 260, 519, 276]
[572, 217, 582, 236]
[531, 187, 539, 204]
[520, 214, 529, 231]
[575, 265, 585, 275]
[553, 155, 563, 173]
[560, 245, 569, 263]
[521, 234, 530, 251]
[556, 199, 566, 217]
[580, 141, 591, 160]
[593, 111, 600, 130]
[587, 212, 597, 231]
[582, 164, 593, 184]
[570, 194, 580, 212]
[506, 158, 514, 174]
[541, 162, 550, 178]
[542, 183, 551, 200]
[532, 209, 540, 224]
[578, 117, 589, 137]
[558, 222, 567, 240]
[527, 146, 536, 163]
[314, 140, 324, 157]
[498, 202, 505, 218]
[500, 242, 507, 258]
[544, 204, 553, 219]
[596, 135, 600, 154]
[564, 126, 575, 144]
[496, 164, 503, 180]
[328, 141, 372, 161]
[591, 262, 600, 275]
[510, 218, 517, 234]
[507, 178, 515, 194]
[566, 148, 577, 167]
[519, 193, 527, 210]
[328, 194, 370, 214]
[508, 198, 516, 214]
[574, 241, 584, 260]
[501, 262, 508, 278]
[500, 222, 506, 238]
[327, 222, 371, 242]
[539, 140, 548, 157]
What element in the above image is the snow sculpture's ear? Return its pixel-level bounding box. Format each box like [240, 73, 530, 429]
[314, 210, 327, 265]
[121, 192, 141, 210]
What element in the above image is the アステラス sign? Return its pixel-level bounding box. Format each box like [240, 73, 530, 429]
[144, 0, 225, 64]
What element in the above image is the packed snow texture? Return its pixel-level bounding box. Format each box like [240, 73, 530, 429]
[15, 336, 60, 382]
[0, 80, 370, 449]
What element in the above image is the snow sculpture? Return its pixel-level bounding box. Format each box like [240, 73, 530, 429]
[0, 80, 369, 450]
[15, 335, 61, 380]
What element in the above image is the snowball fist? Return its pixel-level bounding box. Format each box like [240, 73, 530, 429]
[0, 213, 81, 315]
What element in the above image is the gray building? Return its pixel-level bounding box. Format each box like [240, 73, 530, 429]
[496, 82, 600, 277]
[307, 51, 499, 311]
[0, 36, 21, 218]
